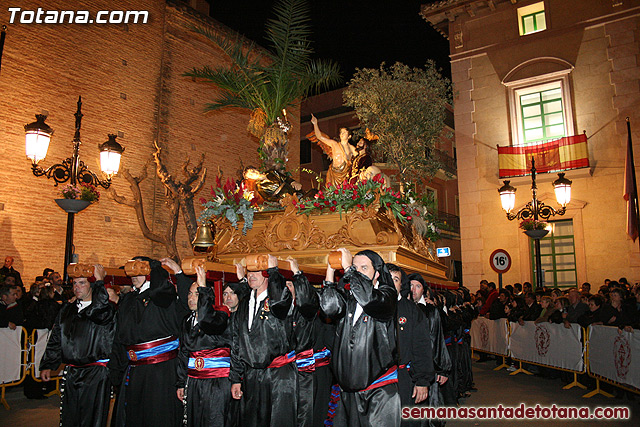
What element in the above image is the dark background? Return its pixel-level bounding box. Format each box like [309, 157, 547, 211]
[208, 0, 450, 87]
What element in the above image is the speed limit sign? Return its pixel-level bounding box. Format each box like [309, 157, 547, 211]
[490, 249, 511, 274]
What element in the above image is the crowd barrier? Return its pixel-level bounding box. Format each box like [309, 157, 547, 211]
[470, 319, 640, 398]
[586, 325, 640, 397]
[470, 317, 510, 370]
[0, 327, 61, 410]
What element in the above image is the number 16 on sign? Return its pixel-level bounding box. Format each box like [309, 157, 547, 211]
[490, 249, 511, 290]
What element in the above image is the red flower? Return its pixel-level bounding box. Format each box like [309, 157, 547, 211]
[332, 200, 337, 205]
[314, 202, 320, 207]
[334, 190, 339, 195]
[352, 195, 358, 200]
[386, 202, 391, 207]
[199, 197, 206, 204]
[300, 204, 306, 209]
[324, 201, 330, 205]
[401, 210, 406, 215]
[329, 206, 337, 212]
[407, 216, 412, 220]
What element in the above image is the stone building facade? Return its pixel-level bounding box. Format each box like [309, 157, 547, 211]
[422, 0, 640, 290]
[0, 0, 300, 283]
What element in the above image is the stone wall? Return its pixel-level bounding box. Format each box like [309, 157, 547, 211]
[0, 0, 300, 284]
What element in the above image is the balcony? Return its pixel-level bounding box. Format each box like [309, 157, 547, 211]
[497, 134, 589, 179]
[438, 210, 460, 237]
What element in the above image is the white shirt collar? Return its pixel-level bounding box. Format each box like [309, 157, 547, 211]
[417, 295, 426, 306]
[138, 281, 151, 294]
[77, 300, 91, 312]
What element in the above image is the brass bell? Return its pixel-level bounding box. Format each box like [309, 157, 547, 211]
[191, 223, 216, 251]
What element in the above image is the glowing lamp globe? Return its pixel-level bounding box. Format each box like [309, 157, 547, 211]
[24, 114, 53, 164]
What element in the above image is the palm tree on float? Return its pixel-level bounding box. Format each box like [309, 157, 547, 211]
[185, 0, 342, 171]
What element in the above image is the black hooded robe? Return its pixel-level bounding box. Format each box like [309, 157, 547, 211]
[40, 280, 116, 427]
[177, 286, 232, 427]
[228, 267, 298, 427]
[319, 251, 401, 427]
[109, 265, 190, 427]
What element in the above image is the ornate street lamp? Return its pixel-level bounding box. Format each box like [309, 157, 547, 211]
[24, 96, 125, 283]
[498, 158, 572, 289]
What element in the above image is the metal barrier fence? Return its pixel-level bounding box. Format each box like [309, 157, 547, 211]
[470, 319, 640, 398]
[0, 327, 61, 410]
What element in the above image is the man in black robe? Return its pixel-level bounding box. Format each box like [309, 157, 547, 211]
[320, 248, 400, 426]
[284, 264, 320, 427]
[229, 255, 300, 426]
[109, 257, 190, 427]
[387, 265, 434, 425]
[408, 274, 451, 427]
[40, 265, 115, 427]
[176, 265, 232, 427]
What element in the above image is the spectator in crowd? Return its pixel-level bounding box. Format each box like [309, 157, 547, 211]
[523, 282, 533, 294]
[42, 268, 54, 283]
[513, 292, 542, 324]
[488, 289, 510, 320]
[477, 280, 489, 300]
[1, 256, 23, 288]
[550, 288, 562, 301]
[535, 296, 556, 324]
[563, 289, 588, 328]
[25, 285, 60, 331]
[549, 297, 570, 324]
[606, 287, 635, 331]
[578, 295, 608, 328]
[504, 284, 514, 296]
[49, 272, 69, 303]
[581, 282, 591, 293]
[479, 282, 498, 316]
[1, 285, 25, 329]
[513, 282, 523, 296]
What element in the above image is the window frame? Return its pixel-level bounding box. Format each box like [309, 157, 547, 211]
[530, 219, 578, 288]
[505, 70, 574, 147]
[517, 1, 547, 36]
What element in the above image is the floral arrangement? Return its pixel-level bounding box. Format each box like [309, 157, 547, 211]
[295, 174, 413, 222]
[519, 218, 548, 231]
[199, 176, 257, 234]
[60, 183, 100, 203]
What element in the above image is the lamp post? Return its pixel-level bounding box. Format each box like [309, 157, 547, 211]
[24, 96, 124, 283]
[497, 158, 572, 289]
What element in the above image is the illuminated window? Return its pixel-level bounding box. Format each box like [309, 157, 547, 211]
[505, 70, 574, 147]
[519, 85, 565, 144]
[518, 2, 547, 36]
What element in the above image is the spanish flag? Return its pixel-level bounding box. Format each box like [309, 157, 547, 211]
[498, 134, 589, 178]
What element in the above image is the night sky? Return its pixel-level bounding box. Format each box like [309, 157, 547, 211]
[208, 0, 450, 87]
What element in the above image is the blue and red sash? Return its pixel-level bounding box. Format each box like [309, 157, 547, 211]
[444, 336, 453, 346]
[398, 362, 411, 370]
[188, 347, 230, 379]
[267, 350, 296, 368]
[313, 347, 331, 368]
[296, 349, 315, 373]
[362, 365, 398, 391]
[126, 336, 179, 366]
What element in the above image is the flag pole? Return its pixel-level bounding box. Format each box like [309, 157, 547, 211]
[626, 117, 640, 250]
